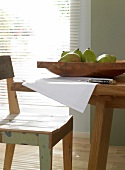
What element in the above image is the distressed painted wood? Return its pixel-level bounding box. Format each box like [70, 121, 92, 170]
[2, 131, 39, 145]
[0, 113, 73, 134]
[0, 56, 73, 170]
[39, 134, 52, 170]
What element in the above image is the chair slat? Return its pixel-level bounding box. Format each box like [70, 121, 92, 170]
[0, 113, 72, 133]
[0, 56, 14, 80]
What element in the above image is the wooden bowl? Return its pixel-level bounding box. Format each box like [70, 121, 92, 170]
[37, 61, 125, 78]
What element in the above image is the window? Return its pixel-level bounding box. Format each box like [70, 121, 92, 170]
[0, 0, 81, 110]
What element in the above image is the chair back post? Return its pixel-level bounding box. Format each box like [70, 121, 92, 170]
[0, 55, 20, 114]
[7, 78, 20, 114]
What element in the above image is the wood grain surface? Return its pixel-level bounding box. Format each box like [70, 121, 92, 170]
[37, 61, 125, 78]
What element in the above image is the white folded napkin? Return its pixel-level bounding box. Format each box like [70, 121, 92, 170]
[22, 77, 98, 113]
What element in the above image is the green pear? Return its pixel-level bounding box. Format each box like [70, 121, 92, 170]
[73, 48, 82, 58]
[82, 48, 96, 62]
[96, 54, 117, 63]
[58, 52, 81, 62]
[61, 51, 70, 58]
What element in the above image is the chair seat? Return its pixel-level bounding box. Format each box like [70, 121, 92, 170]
[0, 113, 72, 134]
[0, 113, 73, 148]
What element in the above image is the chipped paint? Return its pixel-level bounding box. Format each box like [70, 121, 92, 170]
[39, 134, 52, 169]
[2, 131, 39, 145]
[5, 131, 11, 137]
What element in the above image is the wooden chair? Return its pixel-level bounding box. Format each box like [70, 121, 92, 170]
[0, 55, 73, 170]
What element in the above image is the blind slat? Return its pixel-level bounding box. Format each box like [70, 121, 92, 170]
[0, 0, 80, 109]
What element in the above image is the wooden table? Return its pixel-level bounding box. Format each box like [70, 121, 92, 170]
[87, 74, 125, 170]
[11, 74, 125, 170]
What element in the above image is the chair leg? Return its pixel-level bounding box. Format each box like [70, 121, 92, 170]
[63, 130, 73, 170]
[4, 144, 15, 170]
[39, 134, 52, 170]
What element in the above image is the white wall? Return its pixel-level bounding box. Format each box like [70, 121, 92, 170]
[69, 106, 90, 138]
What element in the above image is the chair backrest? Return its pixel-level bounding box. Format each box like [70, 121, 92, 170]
[0, 56, 14, 80]
[0, 56, 20, 114]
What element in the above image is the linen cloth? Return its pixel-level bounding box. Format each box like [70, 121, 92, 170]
[23, 77, 98, 113]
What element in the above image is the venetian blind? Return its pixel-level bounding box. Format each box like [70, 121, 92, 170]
[0, 0, 80, 110]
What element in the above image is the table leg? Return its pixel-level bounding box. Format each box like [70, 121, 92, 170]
[88, 96, 113, 170]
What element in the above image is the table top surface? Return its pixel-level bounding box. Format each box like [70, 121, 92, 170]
[11, 73, 125, 97]
[92, 74, 125, 96]
[36, 61, 125, 97]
